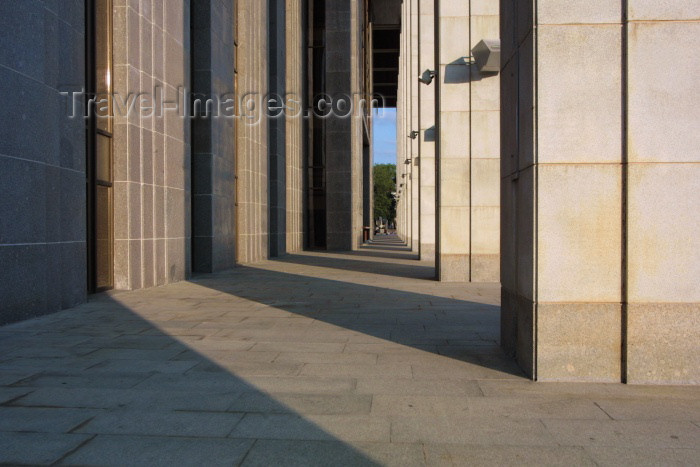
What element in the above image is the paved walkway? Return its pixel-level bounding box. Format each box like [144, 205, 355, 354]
[1, 236, 698, 466]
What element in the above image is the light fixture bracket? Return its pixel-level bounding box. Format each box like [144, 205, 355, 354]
[418, 69, 436, 85]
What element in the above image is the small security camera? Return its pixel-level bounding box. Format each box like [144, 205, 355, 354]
[408, 131, 419, 139]
[418, 69, 436, 85]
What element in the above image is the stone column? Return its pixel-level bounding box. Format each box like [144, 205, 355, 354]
[468, 3, 500, 281]
[418, 0, 436, 262]
[399, 3, 412, 247]
[434, 0, 500, 282]
[191, 0, 237, 272]
[285, 0, 304, 253]
[268, 0, 287, 257]
[396, 39, 407, 242]
[501, 0, 624, 382]
[435, 0, 471, 281]
[113, 0, 191, 288]
[501, 2, 699, 384]
[624, 3, 700, 384]
[350, 0, 365, 249]
[324, 0, 362, 251]
[236, 0, 269, 263]
[409, 0, 420, 253]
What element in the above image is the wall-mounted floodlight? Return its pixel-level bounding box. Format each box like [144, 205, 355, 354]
[404, 158, 412, 165]
[418, 69, 436, 85]
[471, 39, 501, 73]
[408, 131, 419, 139]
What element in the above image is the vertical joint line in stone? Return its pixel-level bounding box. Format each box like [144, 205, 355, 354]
[532, 0, 539, 380]
[620, 0, 629, 384]
[468, 0, 473, 282]
[433, 0, 441, 279]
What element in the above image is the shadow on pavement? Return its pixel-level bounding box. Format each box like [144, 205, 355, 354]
[194, 263, 523, 378]
[0, 295, 382, 466]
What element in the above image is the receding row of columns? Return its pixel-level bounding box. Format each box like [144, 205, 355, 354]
[396, 0, 500, 282]
[395, 0, 698, 384]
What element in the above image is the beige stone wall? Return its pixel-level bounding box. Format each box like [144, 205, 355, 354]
[436, 0, 470, 281]
[624, 3, 700, 384]
[236, 0, 269, 263]
[113, 0, 191, 290]
[501, 1, 699, 384]
[396, 35, 407, 242]
[502, 1, 625, 382]
[396, 1, 412, 246]
[351, 0, 365, 250]
[409, 0, 420, 253]
[418, 0, 436, 261]
[469, 2, 500, 282]
[435, 0, 500, 282]
[285, 0, 304, 253]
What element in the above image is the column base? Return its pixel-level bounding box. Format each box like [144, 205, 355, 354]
[471, 254, 500, 282]
[627, 303, 700, 384]
[419, 243, 435, 262]
[437, 254, 470, 282]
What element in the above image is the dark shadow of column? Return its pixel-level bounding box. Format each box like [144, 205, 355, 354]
[0, 294, 380, 465]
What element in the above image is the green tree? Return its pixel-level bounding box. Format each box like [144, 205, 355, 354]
[373, 164, 396, 224]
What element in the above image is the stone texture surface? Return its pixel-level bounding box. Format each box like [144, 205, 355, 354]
[537, 303, 622, 382]
[536, 164, 622, 303]
[627, 163, 700, 302]
[113, 0, 191, 289]
[626, 303, 700, 385]
[0, 0, 87, 325]
[418, 0, 436, 262]
[235, 0, 269, 263]
[285, 0, 304, 254]
[268, 0, 287, 258]
[324, 0, 364, 251]
[500, 0, 699, 384]
[1, 241, 698, 464]
[191, 0, 237, 272]
[429, 0, 501, 282]
[627, 21, 700, 163]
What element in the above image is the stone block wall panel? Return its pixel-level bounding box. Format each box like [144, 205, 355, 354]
[0, 2, 87, 324]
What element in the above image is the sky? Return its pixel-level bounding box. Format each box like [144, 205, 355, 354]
[372, 107, 397, 165]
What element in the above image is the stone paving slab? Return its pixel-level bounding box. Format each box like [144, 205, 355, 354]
[230, 414, 391, 443]
[0, 432, 93, 465]
[0, 406, 101, 433]
[241, 439, 381, 467]
[0, 245, 699, 465]
[542, 419, 700, 448]
[0, 387, 32, 405]
[423, 444, 596, 466]
[75, 411, 244, 438]
[585, 446, 700, 466]
[390, 416, 558, 445]
[61, 435, 254, 466]
[228, 392, 373, 415]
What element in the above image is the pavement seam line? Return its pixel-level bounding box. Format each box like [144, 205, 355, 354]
[593, 401, 615, 421]
[49, 434, 97, 466]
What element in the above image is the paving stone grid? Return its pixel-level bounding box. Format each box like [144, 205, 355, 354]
[1, 236, 698, 466]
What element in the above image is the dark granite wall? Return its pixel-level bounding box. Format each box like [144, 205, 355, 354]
[0, 1, 87, 324]
[191, 0, 236, 272]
